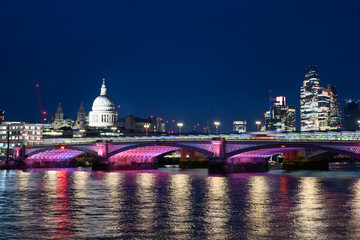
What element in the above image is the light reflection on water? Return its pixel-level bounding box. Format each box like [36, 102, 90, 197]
[205, 176, 230, 240]
[135, 173, 156, 236]
[349, 179, 360, 239]
[293, 178, 326, 239]
[245, 176, 272, 239]
[168, 174, 193, 239]
[1, 167, 360, 239]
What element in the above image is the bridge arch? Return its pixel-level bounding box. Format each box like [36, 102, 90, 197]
[27, 145, 98, 158]
[24, 145, 98, 168]
[108, 141, 214, 158]
[225, 143, 360, 160]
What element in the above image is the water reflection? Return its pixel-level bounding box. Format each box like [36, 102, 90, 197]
[54, 170, 74, 239]
[15, 171, 32, 233]
[274, 176, 292, 234]
[293, 177, 326, 239]
[2, 168, 360, 239]
[168, 174, 193, 238]
[135, 173, 156, 236]
[104, 172, 124, 237]
[350, 179, 360, 239]
[42, 170, 60, 236]
[205, 176, 230, 239]
[0, 171, 5, 191]
[245, 176, 272, 239]
[72, 171, 90, 237]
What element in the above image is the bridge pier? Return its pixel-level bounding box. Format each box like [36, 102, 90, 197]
[282, 150, 329, 170]
[282, 159, 329, 171]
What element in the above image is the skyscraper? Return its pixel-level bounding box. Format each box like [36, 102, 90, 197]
[264, 96, 296, 132]
[300, 66, 341, 131]
[327, 84, 342, 130]
[0, 109, 4, 123]
[300, 65, 320, 131]
[344, 99, 360, 131]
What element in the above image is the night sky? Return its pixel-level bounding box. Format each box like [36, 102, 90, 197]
[1, 0, 360, 132]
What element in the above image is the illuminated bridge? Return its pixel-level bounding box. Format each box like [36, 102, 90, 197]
[13, 136, 360, 173]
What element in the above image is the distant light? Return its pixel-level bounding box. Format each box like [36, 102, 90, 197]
[281, 145, 285, 148]
[60, 146, 66, 150]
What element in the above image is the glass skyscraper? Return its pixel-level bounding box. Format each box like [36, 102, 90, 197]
[344, 100, 360, 131]
[300, 66, 342, 131]
[264, 96, 296, 132]
[300, 65, 320, 131]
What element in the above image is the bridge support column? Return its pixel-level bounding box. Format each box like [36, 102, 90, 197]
[7, 146, 27, 169]
[283, 150, 329, 171]
[92, 142, 111, 171]
[179, 149, 188, 168]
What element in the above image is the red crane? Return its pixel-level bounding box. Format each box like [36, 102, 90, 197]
[35, 84, 46, 124]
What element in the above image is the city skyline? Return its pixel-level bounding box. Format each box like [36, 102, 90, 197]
[1, 0, 360, 132]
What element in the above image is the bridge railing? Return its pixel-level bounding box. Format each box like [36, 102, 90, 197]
[35, 130, 360, 146]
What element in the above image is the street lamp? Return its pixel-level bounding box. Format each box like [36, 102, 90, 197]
[255, 121, 261, 132]
[214, 121, 220, 135]
[80, 129, 85, 138]
[144, 123, 150, 136]
[177, 123, 183, 137]
[110, 127, 117, 134]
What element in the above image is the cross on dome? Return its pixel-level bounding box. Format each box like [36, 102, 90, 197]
[100, 78, 107, 96]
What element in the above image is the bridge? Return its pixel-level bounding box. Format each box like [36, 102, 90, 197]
[13, 137, 360, 173]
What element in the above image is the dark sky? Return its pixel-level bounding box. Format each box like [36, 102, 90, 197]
[1, 0, 360, 132]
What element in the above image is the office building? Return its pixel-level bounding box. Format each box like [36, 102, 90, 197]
[233, 120, 247, 133]
[264, 96, 296, 132]
[300, 65, 342, 131]
[344, 99, 360, 131]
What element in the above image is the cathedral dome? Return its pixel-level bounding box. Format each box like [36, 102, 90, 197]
[88, 78, 118, 128]
[92, 95, 115, 112]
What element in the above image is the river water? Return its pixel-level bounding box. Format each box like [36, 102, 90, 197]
[1, 163, 360, 239]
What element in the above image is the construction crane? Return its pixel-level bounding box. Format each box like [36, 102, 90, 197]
[35, 84, 46, 124]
